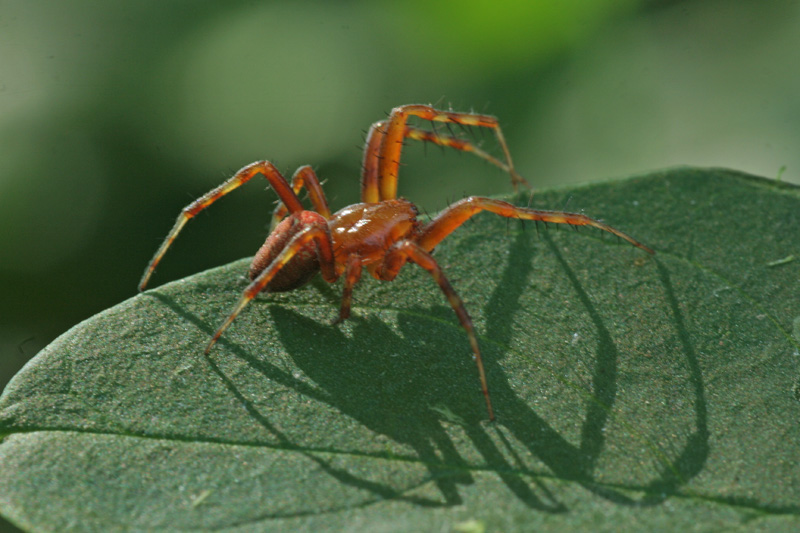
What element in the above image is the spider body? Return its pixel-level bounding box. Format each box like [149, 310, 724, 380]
[139, 104, 653, 421]
[328, 199, 421, 275]
[250, 200, 420, 291]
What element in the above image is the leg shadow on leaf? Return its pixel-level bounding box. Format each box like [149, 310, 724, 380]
[271, 306, 476, 507]
[267, 228, 565, 512]
[149, 292, 462, 518]
[377, 226, 710, 510]
[148, 223, 708, 513]
[469, 232, 709, 507]
[270, 305, 572, 511]
[149, 292, 458, 516]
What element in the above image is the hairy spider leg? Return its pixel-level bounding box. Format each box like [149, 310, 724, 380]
[376, 104, 529, 201]
[139, 161, 304, 291]
[379, 240, 495, 421]
[417, 197, 656, 254]
[334, 254, 363, 324]
[404, 126, 510, 171]
[270, 165, 332, 231]
[360, 120, 517, 204]
[206, 221, 337, 354]
[360, 120, 387, 203]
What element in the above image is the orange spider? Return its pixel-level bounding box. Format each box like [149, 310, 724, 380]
[139, 104, 653, 421]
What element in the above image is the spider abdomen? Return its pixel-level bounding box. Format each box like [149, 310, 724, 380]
[249, 211, 325, 292]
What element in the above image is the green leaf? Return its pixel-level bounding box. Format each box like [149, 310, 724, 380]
[1, 168, 798, 531]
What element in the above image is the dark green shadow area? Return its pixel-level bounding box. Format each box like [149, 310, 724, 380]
[0, 169, 798, 531]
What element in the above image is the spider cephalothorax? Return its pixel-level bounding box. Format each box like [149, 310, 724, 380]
[139, 104, 653, 421]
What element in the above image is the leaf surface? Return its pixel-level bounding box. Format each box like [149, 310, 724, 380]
[1, 168, 798, 531]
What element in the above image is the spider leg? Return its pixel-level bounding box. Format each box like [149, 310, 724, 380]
[360, 120, 388, 203]
[417, 196, 655, 254]
[206, 221, 337, 353]
[379, 240, 495, 421]
[333, 254, 363, 324]
[270, 165, 332, 231]
[359, 119, 516, 203]
[375, 105, 528, 201]
[139, 161, 304, 291]
[404, 126, 509, 171]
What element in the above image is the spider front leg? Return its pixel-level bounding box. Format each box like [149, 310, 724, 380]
[206, 220, 337, 353]
[139, 161, 304, 291]
[270, 165, 332, 231]
[374, 104, 529, 201]
[333, 254, 362, 324]
[379, 240, 495, 421]
[417, 196, 655, 254]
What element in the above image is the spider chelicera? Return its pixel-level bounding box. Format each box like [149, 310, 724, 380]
[139, 104, 653, 421]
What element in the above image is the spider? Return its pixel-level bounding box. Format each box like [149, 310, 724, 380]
[139, 104, 653, 421]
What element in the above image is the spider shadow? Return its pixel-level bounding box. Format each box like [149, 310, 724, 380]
[151, 225, 710, 512]
[266, 226, 709, 510]
[257, 230, 567, 511]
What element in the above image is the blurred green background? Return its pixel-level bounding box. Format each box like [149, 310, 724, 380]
[2, 0, 799, 393]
